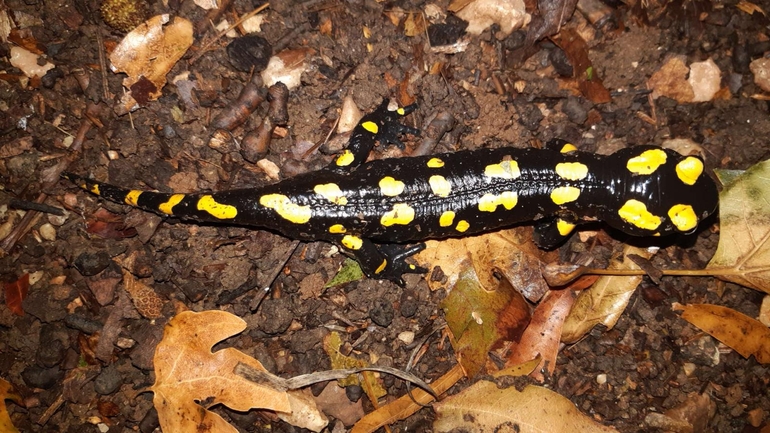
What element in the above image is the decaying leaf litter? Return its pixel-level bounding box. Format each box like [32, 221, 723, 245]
[2, 0, 770, 431]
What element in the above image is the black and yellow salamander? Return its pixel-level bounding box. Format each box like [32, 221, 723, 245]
[64, 100, 719, 285]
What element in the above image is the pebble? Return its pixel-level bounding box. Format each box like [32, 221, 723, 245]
[369, 298, 394, 327]
[94, 364, 123, 395]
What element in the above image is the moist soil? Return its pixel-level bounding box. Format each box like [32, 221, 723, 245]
[1, 0, 769, 432]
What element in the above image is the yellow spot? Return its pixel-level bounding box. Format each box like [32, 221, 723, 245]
[259, 194, 310, 224]
[158, 194, 185, 215]
[484, 160, 521, 180]
[314, 183, 348, 205]
[341, 235, 363, 250]
[429, 175, 452, 197]
[329, 224, 346, 234]
[478, 191, 519, 212]
[125, 190, 142, 206]
[196, 195, 238, 220]
[456, 220, 470, 232]
[397, 107, 405, 115]
[379, 176, 405, 197]
[427, 158, 444, 168]
[676, 157, 704, 186]
[90, 184, 100, 195]
[618, 199, 662, 230]
[336, 149, 355, 167]
[627, 149, 668, 175]
[362, 120, 379, 134]
[499, 191, 518, 210]
[439, 210, 455, 227]
[556, 219, 576, 236]
[560, 143, 578, 153]
[478, 193, 499, 212]
[380, 203, 415, 226]
[550, 186, 581, 205]
[668, 204, 698, 232]
[555, 162, 589, 181]
[375, 259, 388, 274]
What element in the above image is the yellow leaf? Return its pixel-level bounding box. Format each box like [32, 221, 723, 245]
[676, 303, 770, 364]
[151, 310, 292, 433]
[0, 378, 22, 433]
[708, 160, 770, 293]
[433, 381, 618, 433]
[561, 245, 653, 343]
[441, 267, 531, 377]
[323, 332, 386, 401]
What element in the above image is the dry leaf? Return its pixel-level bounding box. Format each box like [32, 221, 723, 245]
[454, 0, 531, 38]
[441, 267, 531, 377]
[552, 28, 611, 103]
[110, 15, 193, 113]
[675, 303, 770, 364]
[351, 364, 465, 433]
[433, 381, 618, 433]
[151, 310, 292, 433]
[3, 273, 29, 316]
[648, 56, 695, 102]
[708, 160, 770, 293]
[122, 270, 164, 319]
[0, 378, 22, 433]
[322, 332, 386, 402]
[416, 228, 552, 301]
[503, 289, 576, 380]
[561, 245, 654, 344]
[645, 392, 716, 432]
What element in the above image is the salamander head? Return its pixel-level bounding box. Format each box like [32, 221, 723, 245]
[609, 146, 719, 238]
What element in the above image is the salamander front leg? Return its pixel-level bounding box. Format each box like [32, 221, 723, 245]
[338, 236, 427, 286]
[331, 100, 420, 171]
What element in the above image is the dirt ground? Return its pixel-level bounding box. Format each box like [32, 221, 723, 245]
[1, 0, 770, 431]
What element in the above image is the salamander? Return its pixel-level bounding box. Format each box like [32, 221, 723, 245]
[64, 100, 720, 285]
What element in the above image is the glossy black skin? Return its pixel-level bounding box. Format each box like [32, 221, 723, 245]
[64, 101, 719, 284]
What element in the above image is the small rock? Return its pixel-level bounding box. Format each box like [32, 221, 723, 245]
[258, 298, 294, 335]
[39, 223, 56, 241]
[21, 365, 62, 389]
[94, 364, 123, 395]
[751, 58, 770, 93]
[73, 251, 112, 276]
[398, 331, 415, 345]
[370, 298, 394, 327]
[562, 97, 588, 124]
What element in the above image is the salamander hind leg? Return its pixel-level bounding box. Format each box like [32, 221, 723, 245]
[338, 235, 427, 286]
[533, 214, 579, 250]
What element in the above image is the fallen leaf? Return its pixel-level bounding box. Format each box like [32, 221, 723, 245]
[708, 160, 770, 293]
[122, 270, 164, 319]
[151, 310, 292, 433]
[675, 303, 770, 364]
[648, 56, 695, 102]
[441, 267, 531, 377]
[552, 28, 611, 103]
[433, 381, 618, 433]
[325, 258, 364, 288]
[4, 273, 29, 316]
[561, 245, 654, 344]
[314, 382, 364, 426]
[351, 364, 465, 433]
[0, 378, 22, 433]
[491, 356, 540, 378]
[323, 332, 386, 402]
[504, 288, 576, 380]
[644, 392, 716, 432]
[110, 15, 193, 113]
[417, 228, 552, 301]
[452, 0, 530, 38]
